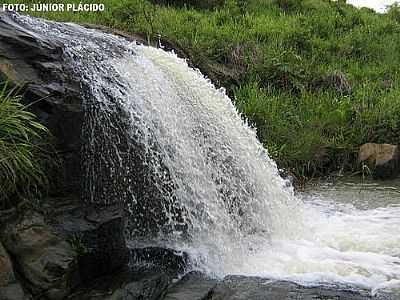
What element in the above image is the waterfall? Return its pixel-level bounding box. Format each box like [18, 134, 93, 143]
[12, 13, 400, 291]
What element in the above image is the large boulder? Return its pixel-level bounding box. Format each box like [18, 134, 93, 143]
[359, 143, 400, 179]
[0, 211, 77, 299]
[49, 199, 129, 282]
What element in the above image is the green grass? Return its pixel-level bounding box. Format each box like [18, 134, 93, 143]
[0, 85, 48, 208]
[5, 0, 400, 177]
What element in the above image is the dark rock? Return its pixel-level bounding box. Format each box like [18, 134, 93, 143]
[0, 241, 30, 300]
[163, 271, 217, 300]
[0, 241, 14, 287]
[130, 247, 190, 275]
[68, 269, 171, 300]
[0, 11, 83, 197]
[0, 284, 30, 300]
[206, 276, 389, 300]
[359, 143, 400, 179]
[49, 199, 129, 282]
[106, 272, 170, 300]
[0, 211, 77, 299]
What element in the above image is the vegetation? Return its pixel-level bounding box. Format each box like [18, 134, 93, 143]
[8, 0, 400, 178]
[0, 85, 48, 209]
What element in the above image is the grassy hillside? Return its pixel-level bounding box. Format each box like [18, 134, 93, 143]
[9, 0, 400, 178]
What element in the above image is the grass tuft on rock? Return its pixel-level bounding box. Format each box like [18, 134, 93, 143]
[0, 85, 48, 209]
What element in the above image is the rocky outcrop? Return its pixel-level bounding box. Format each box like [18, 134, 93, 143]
[0, 198, 130, 299]
[50, 199, 129, 282]
[0, 211, 77, 299]
[359, 143, 400, 179]
[0, 12, 83, 197]
[67, 248, 191, 300]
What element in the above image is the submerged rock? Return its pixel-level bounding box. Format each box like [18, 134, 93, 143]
[359, 143, 399, 179]
[130, 247, 190, 275]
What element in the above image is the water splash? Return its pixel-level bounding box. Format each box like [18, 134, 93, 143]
[11, 12, 400, 292]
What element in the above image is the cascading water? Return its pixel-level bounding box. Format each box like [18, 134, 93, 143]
[11, 12, 400, 294]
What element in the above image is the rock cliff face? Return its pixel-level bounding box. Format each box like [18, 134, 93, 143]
[0, 11, 83, 197]
[0, 11, 128, 299]
[1, 211, 77, 299]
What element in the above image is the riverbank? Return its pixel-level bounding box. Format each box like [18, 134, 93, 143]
[7, 0, 400, 178]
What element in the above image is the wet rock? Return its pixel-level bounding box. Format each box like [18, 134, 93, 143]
[0, 211, 77, 299]
[68, 269, 171, 300]
[106, 272, 170, 300]
[359, 143, 399, 179]
[163, 271, 217, 300]
[0, 11, 83, 197]
[206, 276, 389, 300]
[130, 247, 190, 275]
[50, 199, 129, 282]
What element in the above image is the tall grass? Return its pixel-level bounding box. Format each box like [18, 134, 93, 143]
[7, 0, 400, 177]
[0, 85, 48, 209]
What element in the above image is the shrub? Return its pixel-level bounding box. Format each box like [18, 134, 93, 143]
[149, 0, 225, 10]
[273, 0, 305, 13]
[0, 85, 48, 209]
[388, 3, 400, 23]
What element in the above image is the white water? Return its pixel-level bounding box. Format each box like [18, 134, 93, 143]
[12, 12, 400, 294]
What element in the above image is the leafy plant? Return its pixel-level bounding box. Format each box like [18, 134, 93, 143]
[69, 233, 87, 256]
[0, 85, 48, 209]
